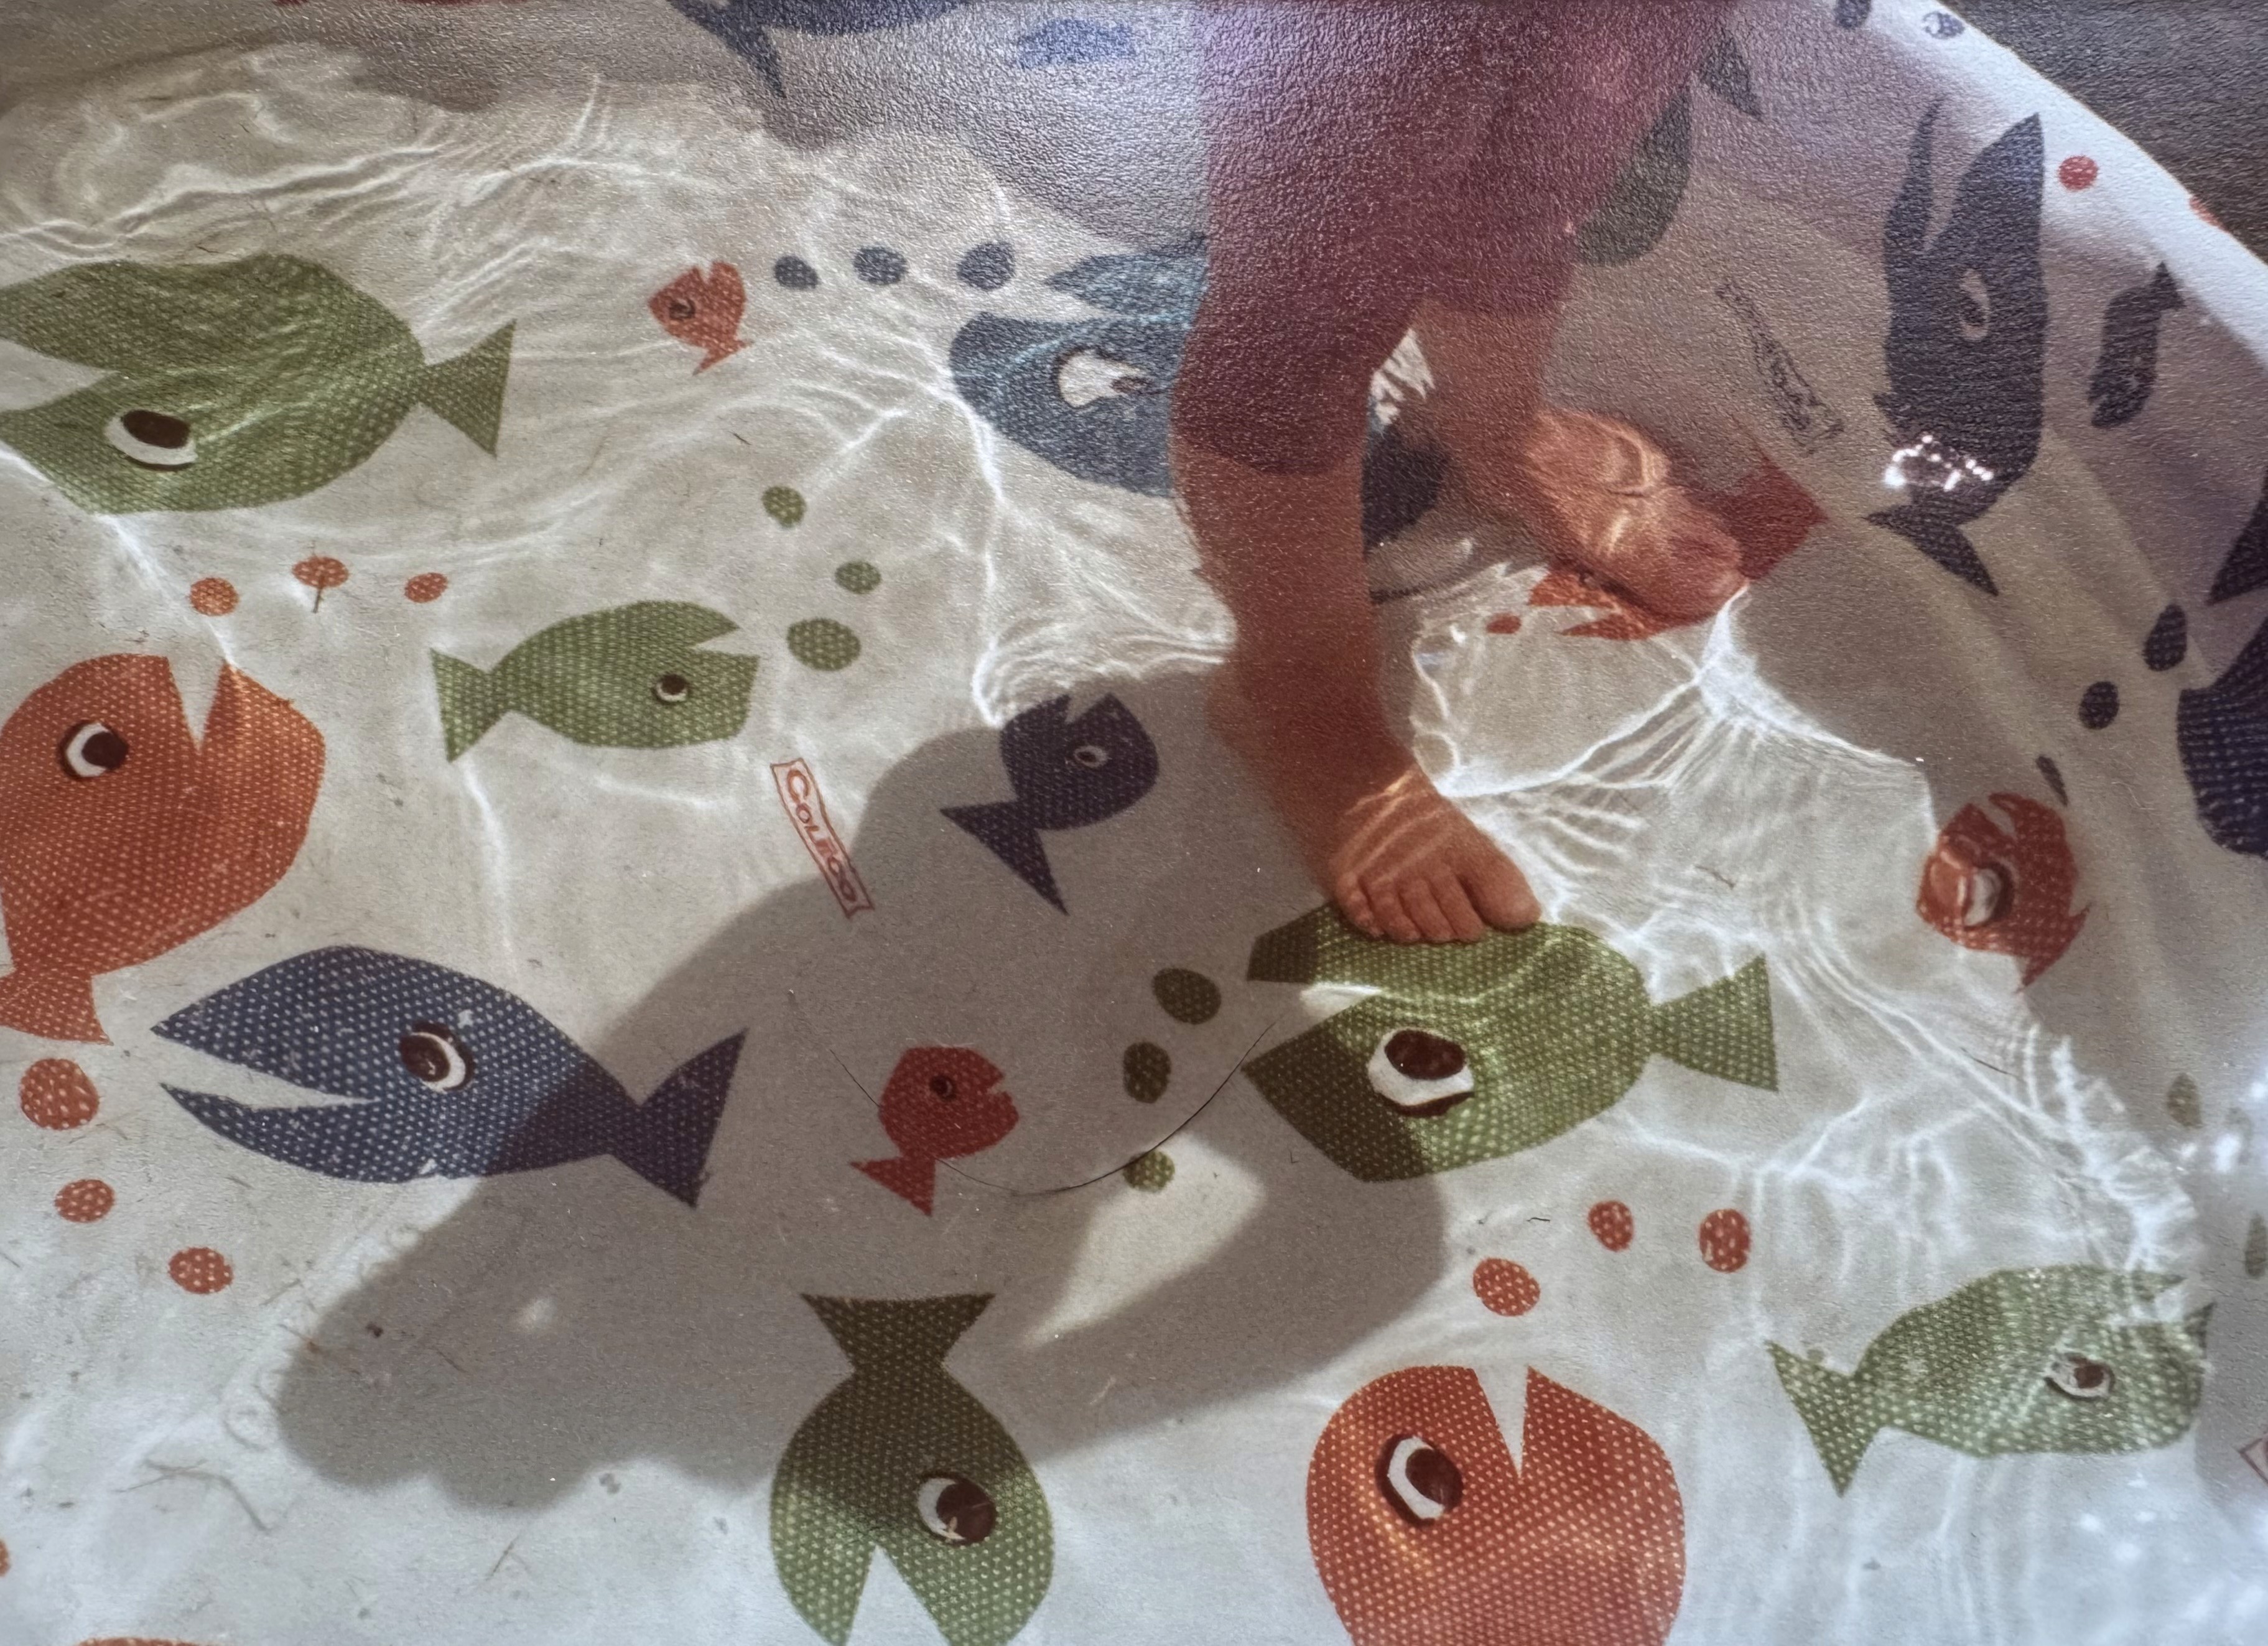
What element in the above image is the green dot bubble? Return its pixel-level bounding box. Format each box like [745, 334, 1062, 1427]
[763, 485, 806, 527]
[1123, 1150, 1174, 1193]
[835, 560, 881, 595]
[788, 618, 861, 671]
[1122, 1042, 1171, 1104]
[1151, 967, 1220, 1025]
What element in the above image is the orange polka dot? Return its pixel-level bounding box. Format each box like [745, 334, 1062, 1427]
[292, 556, 348, 590]
[1587, 1199, 1634, 1251]
[55, 1179, 114, 1222]
[2057, 155, 2098, 191]
[19, 1060, 99, 1130]
[1472, 1257, 1540, 1316]
[188, 577, 238, 616]
[168, 1247, 233, 1294]
[1698, 1208, 1750, 1273]
[403, 572, 448, 603]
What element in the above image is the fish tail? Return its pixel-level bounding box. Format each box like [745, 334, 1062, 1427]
[1652, 956, 1777, 1089]
[2018, 908, 2088, 987]
[1768, 1343, 1877, 1493]
[431, 651, 509, 760]
[2149, 264, 2184, 310]
[1867, 504, 2000, 594]
[697, 339, 743, 372]
[942, 800, 1064, 911]
[666, 0, 785, 96]
[417, 320, 515, 454]
[611, 1032, 745, 1207]
[0, 967, 106, 1043]
[853, 1152, 939, 1214]
[801, 1293, 991, 1374]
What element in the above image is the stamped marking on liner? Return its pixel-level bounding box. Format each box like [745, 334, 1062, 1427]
[773, 757, 875, 918]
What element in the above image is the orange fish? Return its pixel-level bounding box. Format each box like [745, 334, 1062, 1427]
[0, 656, 324, 1042]
[1918, 791, 2087, 987]
[853, 1046, 1018, 1215]
[1308, 1365, 1683, 1646]
[650, 261, 746, 372]
[1522, 451, 1825, 641]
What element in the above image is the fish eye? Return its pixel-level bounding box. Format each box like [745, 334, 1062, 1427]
[2045, 1352, 2114, 1401]
[915, 1474, 996, 1545]
[651, 673, 692, 705]
[1068, 743, 1110, 770]
[58, 720, 129, 780]
[929, 1074, 958, 1100]
[104, 409, 197, 470]
[1054, 347, 1158, 408]
[1963, 862, 2012, 928]
[399, 1021, 473, 1092]
[1957, 270, 1992, 342]
[665, 296, 697, 321]
[1377, 1434, 1463, 1524]
[1368, 1028, 1473, 1117]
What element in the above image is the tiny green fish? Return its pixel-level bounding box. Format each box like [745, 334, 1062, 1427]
[0, 255, 513, 513]
[1769, 1266, 2210, 1493]
[772, 1295, 1052, 1646]
[431, 602, 758, 759]
[1243, 906, 1775, 1181]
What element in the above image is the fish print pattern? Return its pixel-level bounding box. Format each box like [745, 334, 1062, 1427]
[668, 0, 976, 97]
[0, 656, 323, 1043]
[1870, 108, 2047, 593]
[2206, 468, 2268, 606]
[0, 256, 512, 513]
[1014, 17, 1135, 68]
[651, 261, 747, 371]
[853, 1048, 1018, 1214]
[432, 602, 760, 758]
[941, 694, 1159, 911]
[1243, 907, 1776, 1181]
[1574, 32, 1761, 268]
[1917, 792, 2088, 985]
[772, 1295, 1051, 1646]
[2088, 264, 2182, 427]
[157, 947, 743, 1205]
[1308, 1365, 1685, 1646]
[2178, 610, 2268, 856]
[1768, 1267, 2208, 1492]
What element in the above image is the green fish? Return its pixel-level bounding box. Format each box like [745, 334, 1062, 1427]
[432, 602, 759, 759]
[0, 255, 512, 513]
[1242, 906, 1775, 1181]
[771, 1295, 1052, 1646]
[1769, 1267, 2210, 1493]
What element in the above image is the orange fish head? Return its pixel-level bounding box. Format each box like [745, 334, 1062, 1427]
[1917, 793, 2085, 985]
[649, 261, 746, 370]
[880, 1045, 1016, 1158]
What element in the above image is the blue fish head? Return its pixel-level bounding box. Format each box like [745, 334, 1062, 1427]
[997, 694, 1160, 830]
[153, 946, 601, 1111]
[669, 0, 977, 95]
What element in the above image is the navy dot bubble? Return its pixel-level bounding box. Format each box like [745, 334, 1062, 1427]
[774, 255, 819, 291]
[2080, 681, 2120, 729]
[853, 246, 907, 286]
[956, 242, 1016, 292]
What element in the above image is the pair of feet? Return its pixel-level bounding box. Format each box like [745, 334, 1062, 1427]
[1216, 409, 1744, 944]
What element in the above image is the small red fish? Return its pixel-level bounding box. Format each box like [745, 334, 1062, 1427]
[1918, 791, 2088, 986]
[650, 261, 746, 373]
[853, 1047, 1018, 1215]
[0, 656, 324, 1042]
[1309, 1364, 1684, 1646]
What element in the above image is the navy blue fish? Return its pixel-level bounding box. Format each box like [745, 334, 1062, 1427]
[2089, 264, 2182, 428]
[1869, 106, 2046, 595]
[2207, 470, 2268, 606]
[156, 947, 744, 1205]
[942, 695, 1158, 910]
[2178, 612, 2268, 857]
[1016, 17, 1135, 68]
[949, 243, 1204, 496]
[668, 0, 975, 96]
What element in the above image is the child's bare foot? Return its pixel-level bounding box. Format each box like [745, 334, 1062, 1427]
[1210, 668, 1540, 942]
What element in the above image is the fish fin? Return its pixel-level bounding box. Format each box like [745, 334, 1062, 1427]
[1867, 503, 2000, 593]
[2017, 908, 2087, 987]
[2207, 471, 2268, 605]
[431, 651, 509, 761]
[2185, 1304, 2213, 1349]
[1652, 957, 1777, 1089]
[611, 1032, 743, 1207]
[942, 801, 1064, 910]
[853, 1153, 937, 1214]
[0, 969, 106, 1043]
[417, 321, 514, 454]
[802, 1294, 992, 1373]
[1768, 1343, 1875, 1493]
[667, 0, 785, 95]
[697, 339, 744, 372]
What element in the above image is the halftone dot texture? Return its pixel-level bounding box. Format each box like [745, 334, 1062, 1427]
[1245, 906, 1773, 1180]
[1121, 1042, 1170, 1103]
[772, 1295, 1052, 1646]
[853, 246, 908, 286]
[788, 619, 862, 671]
[1308, 1365, 1683, 1646]
[1698, 1209, 1750, 1272]
[55, 1179, 114, 1222]
[0, 656, 323, 1042]
[2165, 1074, 2203, 1128]
[2179, 607, 2268, 854]
[404, 572, 448, 603]
[765, 485, 807, 526]
[1767, 1267, 2210, 1492]
[1122, 1150, 1173, 1192]
[188, 577, 236, 615]
[834, 560, 881, 594]
[1150, 967, 1220, 1025]
[154, 946, 741, 1204]
[0, 255, 508, 513]
[20, 1059, 100, 1128]
[1472, 1258, 1539, 1316]
[2246, 1216, 2267, 1280]
[955, 242, 1015, 291]
[1915, 793, 2088, 987]
[431, 602, 758, 758]
[1589, 1201, 1635, 1251]
[168, 1247, 233, 1293]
